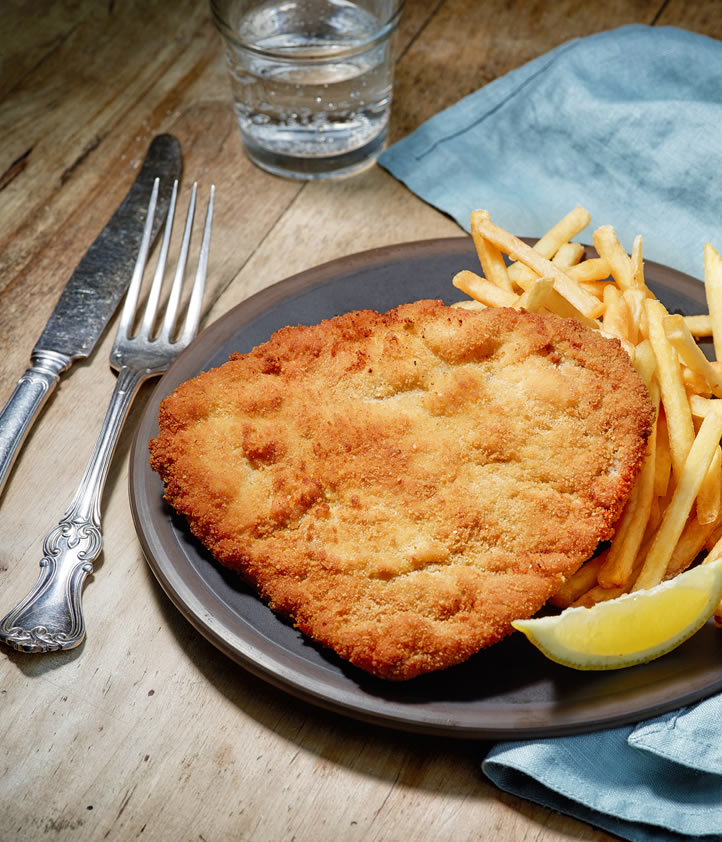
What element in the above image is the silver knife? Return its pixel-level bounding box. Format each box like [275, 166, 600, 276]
[0, 134, 183, 499]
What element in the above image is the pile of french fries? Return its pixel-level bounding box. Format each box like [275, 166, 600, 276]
[452, 207, 722, 622]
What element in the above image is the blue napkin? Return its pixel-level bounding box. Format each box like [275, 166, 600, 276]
[484, 695, 722, 841]
[379, 24, 722, 841]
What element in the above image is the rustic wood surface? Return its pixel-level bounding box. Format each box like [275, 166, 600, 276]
[1, 2, 719, 840]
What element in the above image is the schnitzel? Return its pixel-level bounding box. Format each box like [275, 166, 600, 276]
[149, 301, 654, 680]
[150, 302, 654, 679]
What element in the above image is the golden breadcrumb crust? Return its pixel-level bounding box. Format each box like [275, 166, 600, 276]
[149, 301, 654, 680]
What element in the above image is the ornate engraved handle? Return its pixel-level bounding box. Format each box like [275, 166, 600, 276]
[0, 350, 72, 500]
[0, 520, 99, 651]
[0, 366, 146, 652]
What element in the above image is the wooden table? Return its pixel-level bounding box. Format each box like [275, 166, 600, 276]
[1, 2, 719, 839]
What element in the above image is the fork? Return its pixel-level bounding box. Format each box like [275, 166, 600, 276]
[0, 179, 214, 653]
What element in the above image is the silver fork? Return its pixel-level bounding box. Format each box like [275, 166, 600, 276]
[0, 179, 214, 653]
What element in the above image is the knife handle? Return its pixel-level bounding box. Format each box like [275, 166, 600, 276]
[0, 350, 72, 498]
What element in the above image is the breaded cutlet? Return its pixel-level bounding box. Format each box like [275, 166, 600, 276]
[149, 300, 654, 680]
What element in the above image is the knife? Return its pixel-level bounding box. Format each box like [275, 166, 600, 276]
[0, 134, 183, 499]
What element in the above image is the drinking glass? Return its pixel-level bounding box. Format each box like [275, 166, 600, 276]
[211, 0, 404, 179]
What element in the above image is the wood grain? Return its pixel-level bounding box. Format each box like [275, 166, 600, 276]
[0, 1, 719, 840]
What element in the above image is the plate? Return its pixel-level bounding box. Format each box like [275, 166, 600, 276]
[129, 237, 722, 740]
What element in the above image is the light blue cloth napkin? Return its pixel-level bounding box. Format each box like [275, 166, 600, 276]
[379, 24, 722, 841]
[484, 695, 722, 841]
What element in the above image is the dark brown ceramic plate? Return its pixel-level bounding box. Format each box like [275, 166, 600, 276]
[129, 237, 722, 739]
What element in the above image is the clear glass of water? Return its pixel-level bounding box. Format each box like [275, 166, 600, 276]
[211, 0, 404, 179]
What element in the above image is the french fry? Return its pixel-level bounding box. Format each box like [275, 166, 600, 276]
[533, 206, 591, 257]
[653, 409, 672, 498]
[623, 288, 647, 345]
[664, 313, 722, 398]
[664, 513, 722, 579]
[596, 477, 647, 588]
[514, 277, 555, 312]
[452, 270, 517, 308]
[513, 260, 611, 301]
[450, 299, 486, 310]
[602, 285, 632, 342]
[632, 338, 657, 386]
[703, 534, 722, 623]
[697, 445, 722, 524]
[647, 492, 664, 536]
[597, 381, 659, 588]
[705, 530, 722, 565]
[634, 409, 722, 590]
[548, 552, 607, 608]
[682, 366, 713, 398]
[507, 206, 591, 281]
[704, 242, 722, 361]
[690, 394, 722, 419]
[593, 225, 634, 290]
[579, 280, 611, 299]
[704, 534, 722, 625]
[684, 314, 713, 337]
[566, 258, 612, 283]
[572, 583, 628, 608]
[552, 242, 585, 268]
[691, 366, 722, 526]
[474, 217, 603, 319]
[630, 234, 647, 291]
[507, 264, 537, 285]
[645, 298, 695, 481]
[469, 211, 514, 293]
[543, 289, 602, 332]
[704, 519, 722, 552]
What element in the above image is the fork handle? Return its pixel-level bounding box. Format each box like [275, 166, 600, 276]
[0, 350, 72, 501]
[0, 365, 148, 652]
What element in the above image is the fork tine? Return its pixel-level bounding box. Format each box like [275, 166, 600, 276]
[159, 183, 197, 342]
[139, 179, 178, 337]
[178, 185, 214, 347]
[117, 178, 159, 341]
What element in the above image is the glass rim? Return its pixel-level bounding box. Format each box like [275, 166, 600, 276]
[210, 1, 405, 62]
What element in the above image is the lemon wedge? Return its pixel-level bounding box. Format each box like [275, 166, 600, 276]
[512, 559, 722, 670]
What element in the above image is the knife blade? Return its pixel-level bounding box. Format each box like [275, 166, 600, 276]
[0, 133, 183, 499]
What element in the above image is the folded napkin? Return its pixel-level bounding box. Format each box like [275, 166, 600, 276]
[379, 24, 722, 841]
[484, 695, 722, 841]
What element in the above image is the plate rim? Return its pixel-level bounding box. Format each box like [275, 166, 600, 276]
[129, 236, 722, 740]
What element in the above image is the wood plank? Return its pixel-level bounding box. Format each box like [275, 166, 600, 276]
[0, 1, 98, 101]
